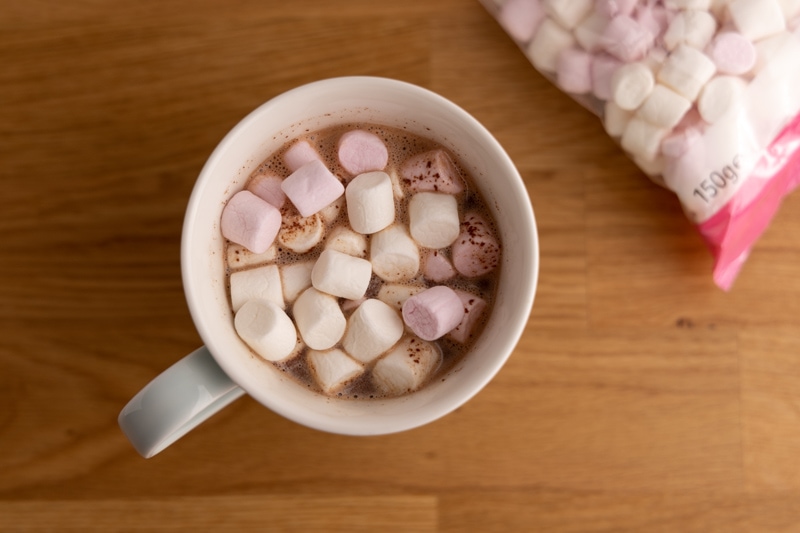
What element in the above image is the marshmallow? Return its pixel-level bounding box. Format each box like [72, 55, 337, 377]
[377, 283, 425, 310]
[281, 160, 345, 218]
[448, 290, 488, 344]
[277, 213, 324, 253]
[319, 195, 345, 225]
[636, 84, 692, 129]
[778, 0, 800, 20]
[556, 47, 593, 94]
[498, 0, 546, 43]
[634, 3, 671, 39]
[596, 0, 638, 17]
[279, 260, 314, 303]
[601, 15, 654, 62]
[452, 212, 501, 277]
[399, 149, 464, 194]
[370, 224, 420, 282]
[633, 154, 666, 178]
[345, 171, 395, 234]
[656, 44, 716, 101]
[620, 116, 668, 161]
[311, 249, 372, 300]
[707, 31, 757, 75]
[663, 9, 718, 51]
[728, 0, 785, 41]
[408, 192, 461, 249]
[543, 0, 593, 29]
[575, 11, 609, 52]
[226, 243, 277, 271]
[610, 62, 655, 110]
[697, 75, 748, 123]
[283, 139, 323, 173]
[661, 115, 704, 158]
[603, 100, 634, 137]
[591, 54, 623, 101]
[324, 225, 368, 257]
[372, 337, 442, 396]
[402, 285, 465, 341]
[293, 287, 346, 350]
[220, 190, 282, 254]
[230, 264, 284, 312]
[337, 130, 389, 175]
[526, 17, 577, 73]
[307, 348, 364, 394]
[343, 299, 404, 363]
[751, 30, 792, 74]
[248, 172, 286, 209]
[423, 250, 456, 282]
[665, 0, 712, 8]
[386, 167, 405, 199]
[234, 299, 297, 362]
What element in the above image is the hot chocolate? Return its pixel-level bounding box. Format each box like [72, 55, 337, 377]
[222, 122, 502, 399]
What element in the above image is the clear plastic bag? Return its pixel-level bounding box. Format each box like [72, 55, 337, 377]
[482, 0, 800, 289]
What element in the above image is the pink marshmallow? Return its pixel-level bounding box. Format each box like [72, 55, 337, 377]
[601, 15, 654, 62]
[557, 47, 594, 94]
[337, 130, 389, 175]
[220, 190, 282, 254]
[634, 4, 671, 41]
[661, 109, 706, 159]
[591, 53, 622, 101]
[498, 0, 546, 43]
[448, 290, 487, 344]
[248, 172, 286, 209]
[283, 139, 323, 173]
[595, 0, 637, 18]
[707, 31, 756, 75]
[402, 285, 464, 341]
[399, 149, 464, 194]
[452, 212, 501, 277]
[423, 250, 456, 282]
[281, 159, 345, 217]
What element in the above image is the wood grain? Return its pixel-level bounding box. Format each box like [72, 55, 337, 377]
[3, 1, 800, 531]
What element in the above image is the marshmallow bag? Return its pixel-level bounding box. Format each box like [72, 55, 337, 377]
[482, 0, 800, 289]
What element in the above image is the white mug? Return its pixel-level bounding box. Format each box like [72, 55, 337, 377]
[118, 77, 539, 458]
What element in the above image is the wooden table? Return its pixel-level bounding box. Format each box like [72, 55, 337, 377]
[4, 1, 800, 531]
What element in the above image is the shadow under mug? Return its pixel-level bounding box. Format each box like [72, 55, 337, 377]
[118, 76, 539, 458]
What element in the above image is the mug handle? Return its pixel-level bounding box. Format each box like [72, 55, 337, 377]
[118, 346, 246, 458]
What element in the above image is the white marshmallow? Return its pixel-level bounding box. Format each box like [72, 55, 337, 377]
[234, 299, 297, 362]
[698, 75, 748, 123]
[307, 348, 364, 394]
[324, 225, 368, 258]
[574, 11, 609, 52]
[542, 0, 593, 29]
[226, 243, 277, 271]
[376, 283, 425, 310]
[293, 287, 346, 350]
[343, 299, 404, 363]
[611, 62, 655, 110]
[663, 9, 718, 51]
[656, 44, 717, 101]
[603, 100, 634, 137]
[728, 0, 786, 41]
[386, 167, 405, 200]
[311, 249, 372, 300]
[621, 117, 669, 161]
[751, 31, 792, 75]
[372, 337, 442, 396]
[665, 0, 712, 8]
[370, 224, 420, 282]
[278, 213, 324, 253]
[778, 0, 800, 20]
[526, 17, 577, 72]
[408, 192, 460, 249]
[230, 264, 284, 312]
[634, 154, 666, 178]
[345, 171, 395, 234]
[279, 260, 314, 303]
[637, 84, 692, 129]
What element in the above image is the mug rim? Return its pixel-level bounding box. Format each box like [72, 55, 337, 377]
[181, 76, 539, 435]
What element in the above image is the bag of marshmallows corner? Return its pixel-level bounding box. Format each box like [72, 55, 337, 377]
[481, 0, 800, 290]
